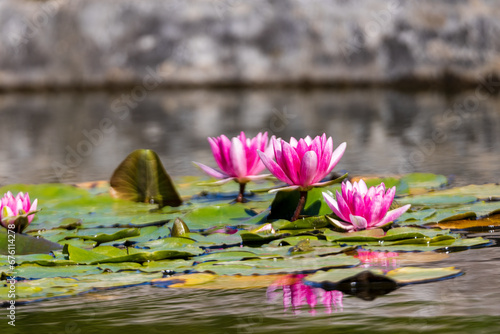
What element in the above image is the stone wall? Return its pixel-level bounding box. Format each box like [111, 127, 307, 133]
[1, 0, 500, 89]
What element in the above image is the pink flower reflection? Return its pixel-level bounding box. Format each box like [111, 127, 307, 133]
[355, 250, 399, 269]
[267, 274, 343, 314]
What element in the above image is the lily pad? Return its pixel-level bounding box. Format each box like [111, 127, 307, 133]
[109, 149, 182, 208]
[0, 229, 62, 255]
[305, 266, 461, 287]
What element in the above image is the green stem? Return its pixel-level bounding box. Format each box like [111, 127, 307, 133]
[236, 183, 246, 203]
[291, 191, 308, 221]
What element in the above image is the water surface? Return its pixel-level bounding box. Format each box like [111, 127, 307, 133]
[1, 88, 500, 333]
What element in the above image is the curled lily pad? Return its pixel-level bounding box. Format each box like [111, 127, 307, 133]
[110, 149, 182, 208]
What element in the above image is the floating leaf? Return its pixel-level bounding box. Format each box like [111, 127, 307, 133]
[182, 204, 256, 230]
[305, 266, 461, 288]
[153, 274, 283, 289]
[399, 173, 447, 191]
[193, 254, 360, 275]
[16, 264, 103, 279]
[64, 228, 140, 244]
[0, 229, 62, 255]
[272, 216, 330, 230]
[385, 266, 462, 285]
[152, 273, 217, 287]
[110, 149, 182, 208]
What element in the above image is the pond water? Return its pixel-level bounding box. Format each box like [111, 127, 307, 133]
[1, 88, 500, 333]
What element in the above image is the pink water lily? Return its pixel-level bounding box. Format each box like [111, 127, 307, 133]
[194, 131, 273, 202]
[258, 134, 346, 192]
[258, 134, 346, 221]
[0, 191, 38, 233]
[322, 180, 411, 232]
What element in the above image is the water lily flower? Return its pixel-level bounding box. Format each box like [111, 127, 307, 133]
[194, 132, 273, 202]
[258, 134, 346, 221]
[322, 180, 411, 232]
[0, 191, 38, 233]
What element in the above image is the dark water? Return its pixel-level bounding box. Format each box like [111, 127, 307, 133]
[0, 89, 499, 186]
[1, 88, 500, 333]
[8, 246, 500, 334]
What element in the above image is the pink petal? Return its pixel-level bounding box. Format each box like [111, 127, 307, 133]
[273, 137, 285, 167]
[365, 192, 384, 226]
[357, 179, 368, 195]
[281, 141, 301, 184]
[219, 135, 233, 174]
[295, 138, 309, 160]
[230, 137, 247, 178]
[208, 137, 224, 171]
[322, 192, 348, 221]
[269, 185, 300, 193]
[375, 204, 411, 227]
[245, 174, 271, 181]
[377, 187, 396, 223]
[326, 216, 355, 231]
[193, 162, 229, 179]
[315, 136, 333, 181]
[30, 199, 38, 213]
[352, 191, 365, 217]
[258, 150, 293, 185]
[349, 214, 368, 231]
[310, 136, 322, 159]
[209, 177, 237, 185]
[326, 142, 346, 174]
[342, 181, 352, 205]
[299, 151, 318, 187]
[336, 191, 352, 219]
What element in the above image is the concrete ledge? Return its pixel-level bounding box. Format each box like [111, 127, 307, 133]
[1, 0, 500, 89]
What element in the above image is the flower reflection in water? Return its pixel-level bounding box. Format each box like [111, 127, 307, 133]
[267, 274, 343, 314]
[354, 250, 400, 270]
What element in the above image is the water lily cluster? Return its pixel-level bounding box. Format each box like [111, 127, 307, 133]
[0, 191, 38, 233]
[195, 131, 410, 229]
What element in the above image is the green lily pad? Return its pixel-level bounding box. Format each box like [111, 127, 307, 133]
[305, 266, 461, 288]
[272, 216, 330, 230]
[64, 228, 140, 244]
[385, 266, 462, 285]
[0, 229, 62, 255]
[399, 173, 447, 190]
[193, 253, 360, 275]
[16, 264, 103, 279]
[181, 204, 257, 230]
[109, 149, 182, 208]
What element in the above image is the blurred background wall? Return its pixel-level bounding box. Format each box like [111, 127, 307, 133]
[1, 0, 500, 90]
[1, 0, 500, 186]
